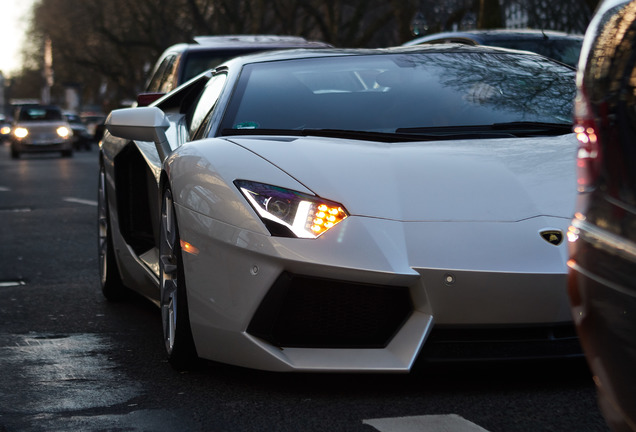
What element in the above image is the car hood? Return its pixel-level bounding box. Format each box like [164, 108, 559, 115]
[227, 134, 578, 222]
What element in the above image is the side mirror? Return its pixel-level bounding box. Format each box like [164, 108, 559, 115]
[105, 106, 172, 161]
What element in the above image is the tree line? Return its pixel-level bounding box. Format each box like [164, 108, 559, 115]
[7, 0, 597, 113]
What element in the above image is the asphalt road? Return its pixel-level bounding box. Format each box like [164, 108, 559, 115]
[0, 143, 610, 432]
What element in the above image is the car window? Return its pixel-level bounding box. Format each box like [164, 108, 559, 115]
[65, 114, 81, 123]
[189, 73, 228, 139]
[220, 52, 575, 134]
[147, 55, 177, 93]
[494, 39, 583, 67]
[181, 50, 255, 84]
[19, 107, 63, 121]
[158, 56, 179, 94]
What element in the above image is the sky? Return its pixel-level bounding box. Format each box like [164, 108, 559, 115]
[0, 0, 37, 77]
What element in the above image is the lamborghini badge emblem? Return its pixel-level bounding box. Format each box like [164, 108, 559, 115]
[540, 230, 563, 246]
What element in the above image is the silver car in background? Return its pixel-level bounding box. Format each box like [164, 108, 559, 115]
[10, 105, 73, 158]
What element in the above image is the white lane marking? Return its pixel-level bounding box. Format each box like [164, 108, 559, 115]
[363, 414, 490, 432]
[0, 208, 31, 213]
[0, 281, 26, 288]
[0, 186, 9, 192]
[63, 197, 98, 207]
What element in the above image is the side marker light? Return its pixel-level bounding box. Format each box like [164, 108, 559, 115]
[180, 240, 199, 256]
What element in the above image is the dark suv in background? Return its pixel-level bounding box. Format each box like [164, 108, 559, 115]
[403, 29, 583, 67]
[567, 0, 636, 431]
[139, 35, 332, 105]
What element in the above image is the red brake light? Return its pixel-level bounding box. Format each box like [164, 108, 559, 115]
[136, 92, 165, 107]
[573, 93, 601, 192]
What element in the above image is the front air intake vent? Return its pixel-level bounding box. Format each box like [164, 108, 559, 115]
[247, 272, 413, 348]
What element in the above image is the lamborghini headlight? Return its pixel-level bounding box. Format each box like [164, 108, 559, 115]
[235, 180, 348, 238]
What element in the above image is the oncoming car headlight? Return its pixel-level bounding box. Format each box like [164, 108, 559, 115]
[13, 127, 28, 139]
[56, 126, 71, 138]
[235, 180, 348, 238]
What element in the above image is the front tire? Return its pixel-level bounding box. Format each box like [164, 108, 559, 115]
[98, 163, 127, 300]
[160, 187, 198, 370]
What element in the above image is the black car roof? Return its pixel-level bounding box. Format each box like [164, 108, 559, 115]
[217, 43, 552, 67]
[193, 35, 332, 48]
[160, 35, 332, 55]
[405, 29, 584, 46]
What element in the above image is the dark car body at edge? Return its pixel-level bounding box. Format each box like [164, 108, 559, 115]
[567, 0, 636, 431]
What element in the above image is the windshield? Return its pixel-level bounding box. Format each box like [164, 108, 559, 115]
[183, 49, 273, 83]
[19, 107, 63, 121]
[220, 52, 575, 136]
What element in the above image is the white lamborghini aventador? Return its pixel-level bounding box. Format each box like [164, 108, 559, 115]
[99, 44, 581, 372]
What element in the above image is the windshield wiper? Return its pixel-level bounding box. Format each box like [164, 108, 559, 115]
[490, 121, 573, 136]
[300, 128, 430, 142]
[397, 122, 573, 137]
[221, 127, 520, 142]
[222, 128, 441, 142]
[395, 125, 515, 139]
[223, 122, 573, 142]
[222, 122, 572, 142]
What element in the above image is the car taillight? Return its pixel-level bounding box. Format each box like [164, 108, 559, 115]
[573, 93, 601, 193]
[137, 93, 165, 107]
